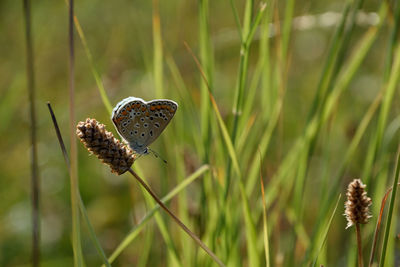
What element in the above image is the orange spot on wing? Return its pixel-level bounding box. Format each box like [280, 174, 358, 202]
[150, 106, 156, 111]
[161, 105, 167, 109]
[145, 112, 149, 116]
[122, 111, 128, 115]
[156, 105, 161, 109]
[141, 106, 146, 111]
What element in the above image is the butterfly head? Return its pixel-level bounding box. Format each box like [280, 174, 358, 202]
[129, 143, 149, 155]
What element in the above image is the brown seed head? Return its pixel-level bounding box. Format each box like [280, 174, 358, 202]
[76, 118, 136, 175]
[344, 179, 372, 229]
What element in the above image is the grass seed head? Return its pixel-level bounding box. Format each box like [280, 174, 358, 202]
[344, 179, 372, 229]
[76, 118, 136, 175]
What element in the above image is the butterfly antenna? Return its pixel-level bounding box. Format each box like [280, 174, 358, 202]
[148, 148, 168, 164]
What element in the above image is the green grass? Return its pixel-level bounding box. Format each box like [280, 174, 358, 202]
[1, 0, 400, 266]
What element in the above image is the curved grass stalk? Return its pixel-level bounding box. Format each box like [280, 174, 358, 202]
[107, 165, 210, 264]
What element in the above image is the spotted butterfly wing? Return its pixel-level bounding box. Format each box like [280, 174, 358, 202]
[111, 97, 178, 154]
[145, 99, 178, 144]
[111, 97, 145, 150]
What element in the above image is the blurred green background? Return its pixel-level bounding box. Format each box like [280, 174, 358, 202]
[1, 0, 399, 266]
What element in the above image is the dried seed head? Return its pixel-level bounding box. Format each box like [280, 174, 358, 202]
[344, 179, 372, 229]
[76, 118, 136, 175]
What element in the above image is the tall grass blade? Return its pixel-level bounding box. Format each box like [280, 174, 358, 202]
[281, 0, 295, 60]
[198, 3, 215, 252]
[152, 0, 164, 98]
[379, 147, 400, 266]
[73, 17, 112, 114]
[228, 0, 243, 41]
[67, 0, 83, 265]
[311, 194, 342, 267]
[199, 0, 214, 163]
[22, 0, 40, 265]
[230, 0, 254, 145]
[246, 99, 282, 195]
[260, 163, 270, 267]
[226, 2, 266, 199]
[369, 186, 396, 265]
[209, 91, 241, 177]
[383, 0, 400, 81]
[137, 228, 153, 267]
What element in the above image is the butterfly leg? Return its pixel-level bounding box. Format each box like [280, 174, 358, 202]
[148, 148, 167, 164]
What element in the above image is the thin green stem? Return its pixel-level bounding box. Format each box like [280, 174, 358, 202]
[152, 0, 163, 98]
[68, 0, 83, 265]
[356, 223, 363, 267]
[128, 169, 226, 267]
[199, 0, 213, 163]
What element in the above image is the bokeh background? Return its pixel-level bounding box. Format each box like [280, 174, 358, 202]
[1, 0, 399, 266]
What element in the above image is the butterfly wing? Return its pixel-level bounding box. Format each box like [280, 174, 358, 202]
[143, 99, 178, 146]
[111, 97, 149, 153]
[111, 97, 178, 154]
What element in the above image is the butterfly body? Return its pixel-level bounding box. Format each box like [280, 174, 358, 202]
[111, 97, 178, 154]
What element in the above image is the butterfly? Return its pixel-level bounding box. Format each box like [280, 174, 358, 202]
[111, 97, 178, 155]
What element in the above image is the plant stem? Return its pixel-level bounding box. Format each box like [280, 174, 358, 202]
[22, 0, 40, 265]
[369, 186, 394, 266]
[379, 147, 400, 266]
[68, 0, 83, 265]
[128, 169, 225, 267]
[152, 0, 163, 98]
[355, 223, 363, 267]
